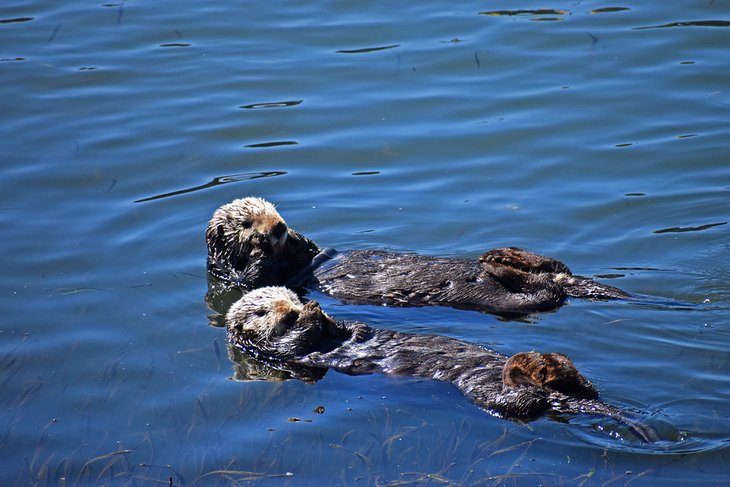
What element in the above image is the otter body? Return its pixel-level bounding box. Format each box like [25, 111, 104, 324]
[206, 197, 629, 315]
[310, 249, 566, 313]
[227, 287, 659, 441]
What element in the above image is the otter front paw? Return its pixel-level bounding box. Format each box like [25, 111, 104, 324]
[349, 322, 369, 342]
[479, 247, 571, 275]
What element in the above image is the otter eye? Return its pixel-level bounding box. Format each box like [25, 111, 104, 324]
[254, 308, 267, 317]
[241, 220, 253, 229]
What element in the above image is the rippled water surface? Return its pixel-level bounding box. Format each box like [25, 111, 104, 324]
[2, 0, 729, 485]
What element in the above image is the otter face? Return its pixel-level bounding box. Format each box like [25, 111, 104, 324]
[226, 286, 303, 340]
[207, 197, 289, 258]
[502, 351, 598, 400]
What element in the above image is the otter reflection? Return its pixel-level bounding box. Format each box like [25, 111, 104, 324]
[225, 287, 659, 441]
[206, 197, 630, 315]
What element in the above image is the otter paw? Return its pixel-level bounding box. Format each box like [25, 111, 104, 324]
[479, 258, 533, 293]
[349, 322, 369, 342]
[479, 247, 571, 275]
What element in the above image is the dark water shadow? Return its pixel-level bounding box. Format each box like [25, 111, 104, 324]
[591, 7, 631, 14]
[654, 222, 727, 234]
[239, 100, 302, 109]
[635, 20, 730, 30]
[134, 171, 287, 203]
[336, 44, 400, 54]
[480, 9, 568, 17]
[244, 141, 298, 148]
[0, 17, 33, 24]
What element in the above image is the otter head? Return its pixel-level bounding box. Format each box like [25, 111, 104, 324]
[207, 197, 290, 264]
[502, 351, 598, 400]
[226, 286, 337, 355]
[227, 286, 303, 340]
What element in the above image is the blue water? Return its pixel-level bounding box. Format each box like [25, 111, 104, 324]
[1, 0, 729, 485]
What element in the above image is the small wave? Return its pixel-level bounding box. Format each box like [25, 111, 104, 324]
[239, 100, 302, 109]
[654, 222, 727, 234]
[336, 44, 400, 54]
[134, 171, 287, 203]
[480, 9, 568, 17]
[0, 17, 33, 24]
[244, 141, 298, 148]
[635, 20, 730, 30]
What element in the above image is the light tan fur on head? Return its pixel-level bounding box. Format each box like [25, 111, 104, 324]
[227, 286, 304, 340]
[207, 197, 289, 262]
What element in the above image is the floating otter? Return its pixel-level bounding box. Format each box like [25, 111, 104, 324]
[226, 287, 660, 441]
[206, 197, 629, 315]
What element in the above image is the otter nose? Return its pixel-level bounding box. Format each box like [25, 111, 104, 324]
[269, 222, 288, 248]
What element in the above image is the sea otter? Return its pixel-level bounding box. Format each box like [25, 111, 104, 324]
[206, 197, 629, 315]
[226, 287, 660, 441]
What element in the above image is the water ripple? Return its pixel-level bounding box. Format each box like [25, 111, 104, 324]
[134, 171, 287, 203]
[653, 222, 727, 234]
[0, 17, 33, 24]
[590, 7, 631, 14]
[336, 44, 400, 54]
[239, 100, 302, 109]
[244, 141, 298, 148]
[635, 20, 730, 30]
[480, 9, 568, 17]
